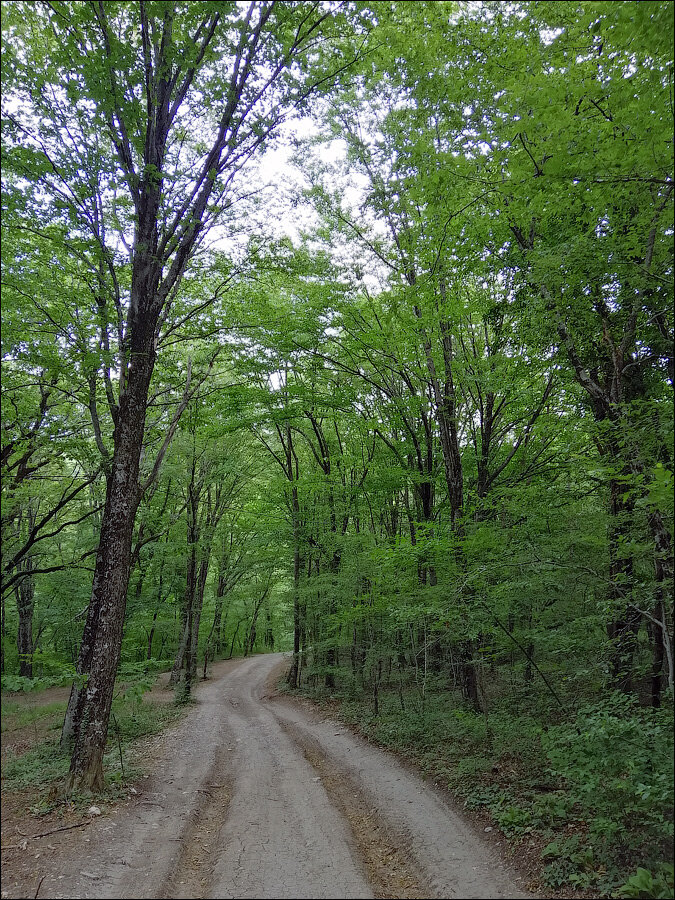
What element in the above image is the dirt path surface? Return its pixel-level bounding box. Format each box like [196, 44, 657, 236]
[4, 654, 532, 899]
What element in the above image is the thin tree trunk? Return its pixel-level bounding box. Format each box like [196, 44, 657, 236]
[287, 480, 302, 687]
[169, 615, 190, 685]
[188, 555, 210, 682]
[228, 620, 242, 660]
[649, 616, 665, 708]
[16, 555, 35, 679]
[1, 591, 6, 674]
[606, 477, 639, 691]
[147, 607, 159, 661]
[212, 570, 228, 656]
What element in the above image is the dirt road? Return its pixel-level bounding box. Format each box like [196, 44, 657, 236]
[31, 654, 531, 899]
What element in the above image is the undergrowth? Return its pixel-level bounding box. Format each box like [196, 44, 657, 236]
[1, 673, 182, 807]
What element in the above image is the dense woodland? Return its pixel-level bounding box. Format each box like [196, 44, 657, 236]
[1, 1, 673, 896]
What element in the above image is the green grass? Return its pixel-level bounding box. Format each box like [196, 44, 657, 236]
[2, 679, 183, 799]
[2, 739, 72, 789]
[1, 700, 66, 732]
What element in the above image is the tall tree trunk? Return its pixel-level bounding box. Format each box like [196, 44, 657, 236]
[228, 620, 242, 660]
[412, 290, 480, 710]
[245, 581, 271, 658]
[287, 469, 303, 688]
[169, 613, 190, 685]
[213, 571, 227, 656]
[146, 556, 165, 661]
[61, 500, 109, 749]
[64, 324, 154, 791]
[648, 615, 665, 708]
[147, 608, 159, 661]
[172, 474, 198, 690]
[605, 469, 640, 691]
[1, 591, 6, 674]
[16, 567, 34, 679]
[188, 555, 210, 683]
[16, 506, 38, 678]
[647, 509, 674, 691]
[61, 581, 101, 748]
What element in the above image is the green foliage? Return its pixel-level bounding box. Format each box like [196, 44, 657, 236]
[2, 683, 182, 793]
[0, 673, 74, 692]
[493, 802, 534, 837]
[0, 699, 65, 732]
[541, 836, 598, 890]
[303, 673, 674, 895]
[543, 694, 674, 854]
[1, 3, 672, 891]
[110, 697, 182, 743]
[614, 865, 675, 900]
[2, 740, 71, 789]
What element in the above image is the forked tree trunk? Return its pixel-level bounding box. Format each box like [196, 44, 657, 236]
[61, 596, 100, 748]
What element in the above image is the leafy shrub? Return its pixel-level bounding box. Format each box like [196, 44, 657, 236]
[1, 673, 75, 692]
[542, 693, 674, 860]
[614, 864, 675, 899]
[3, 740, 71, 788]
[494, 802, 533, 836]
[542, 835, 596, 888]
[117, 659, 169, 677]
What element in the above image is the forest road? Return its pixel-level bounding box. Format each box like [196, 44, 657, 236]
[38, 654, 532, 900]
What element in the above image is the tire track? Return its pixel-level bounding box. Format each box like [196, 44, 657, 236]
[272, 693, 532, 899]
[159, 748, 233, 899]
[279, 718, 429, 900]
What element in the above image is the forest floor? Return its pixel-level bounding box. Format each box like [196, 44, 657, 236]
[1, 653, 536, 899]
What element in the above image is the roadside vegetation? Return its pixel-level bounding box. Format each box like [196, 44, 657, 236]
[2, 665, 182, 813]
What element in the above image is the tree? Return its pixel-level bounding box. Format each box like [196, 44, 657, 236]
[2, 0, 371, 789]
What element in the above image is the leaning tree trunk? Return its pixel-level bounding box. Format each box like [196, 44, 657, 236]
[64, 321, 155, 792]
